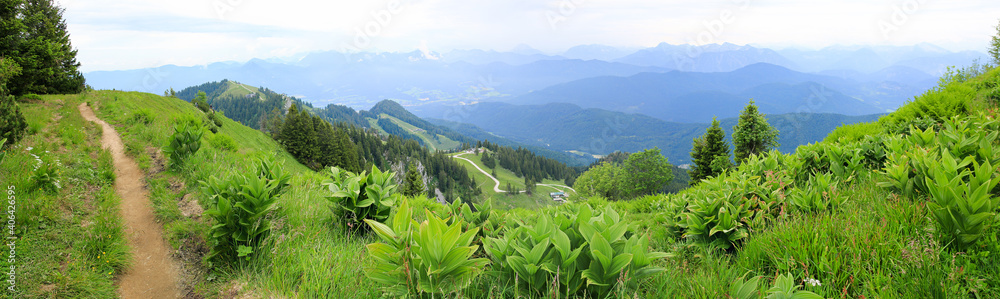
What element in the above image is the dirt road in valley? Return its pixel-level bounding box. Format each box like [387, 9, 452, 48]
[78, 103, 181, 298]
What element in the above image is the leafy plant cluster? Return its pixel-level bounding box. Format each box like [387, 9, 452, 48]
[163, 121, 203, 170]
[200, 157, 290, 264]
[878, 115, 1000, 250]
[484, 204, 669, 298]
[729, 273, 823, 299]
[325, 165, 400, 232]
[364, 198, 491, 296]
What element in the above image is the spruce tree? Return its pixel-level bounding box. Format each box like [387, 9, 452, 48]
[732, 99, 779, 164]
[689, 117, 731, 182]
[402, 162, 425, 197]
[7, 0, 84, 95]
[0, 58, 25, 148]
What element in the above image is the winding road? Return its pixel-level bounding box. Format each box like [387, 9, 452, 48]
[452, 153, 576, 194]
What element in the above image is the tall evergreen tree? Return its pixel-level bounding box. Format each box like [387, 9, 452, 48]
[689, 117, 731, 182]
[333, 127, 360, 173]
[732, 99, 779, 164]
[6, 0, 84, 95]
[402, 162, 425, 197]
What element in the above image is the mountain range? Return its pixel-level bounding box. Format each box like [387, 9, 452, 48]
[85, 43, 985, 117]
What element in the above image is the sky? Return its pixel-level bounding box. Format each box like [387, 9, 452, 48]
[60, 0, 1000, 72]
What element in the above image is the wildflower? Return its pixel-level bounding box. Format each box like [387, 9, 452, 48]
[804, 277, 821, 287]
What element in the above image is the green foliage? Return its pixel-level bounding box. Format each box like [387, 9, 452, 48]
[0, 58, 26, 147]
[364, 198, 490, 296]
[125, 109, 154, 126]
[788, 173, 845, 214]
[992, 19, 1000, 66]
[200, 158, 289, 264]
[402, 162, 425, 197]
[0, 138, 5, 163]
[618, 147, 674, 199]
[3, 0, 85, 95]
[733, 99, 779, 164]
[193, 91, 211, 113]
[18, 93, 40, 102]
[484, 204, 669, 297]
[925, 154, 999, 250]
[729, 273, 823, 299]
[28, 151, 62, 193]
[574, 149, 674, 200]
[162, 121, 203, 169]
[574, 161, 619, 199]
[208, 133, 238, 151]
[0, 91, 26, 147]
[690, 118, 732, 182]
[325, 165, 399, 232]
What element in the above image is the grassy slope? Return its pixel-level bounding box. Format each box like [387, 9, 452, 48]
[371, 114, 462, 151]
[16, 64, 1000, 298]
[448, 152, 574, 210]
[218, 81, 258, 99]
[1, 95, 127, 297]
[79, 90, 380, 297]
[633, 68, 1000, 298]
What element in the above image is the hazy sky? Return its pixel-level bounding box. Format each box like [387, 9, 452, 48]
[61, 0, 1000, 72]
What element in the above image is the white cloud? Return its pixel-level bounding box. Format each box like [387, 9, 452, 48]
[62, 0, 1000, 71]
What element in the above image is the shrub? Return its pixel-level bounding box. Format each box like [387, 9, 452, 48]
[0, 93, 27, 147]
[325, 165, 399, 232]
[364, 198, 490, 296]
[208, 133, 238, 151]
[163, 122, 203, 170]
[17, 93, 41, 102]
[200, 159, 288, 264]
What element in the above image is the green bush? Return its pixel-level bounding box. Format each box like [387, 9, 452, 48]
[163, 122, 203, 170]
[17, 93, 41, 102]
[200, 159, 289, 264]
[364, 198, 490, 296]
[325, 165, 399, 232]
[208, 133, 238, 151]
[0, 93, 27, 147]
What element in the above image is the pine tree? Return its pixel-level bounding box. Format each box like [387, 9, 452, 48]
[333, 127, 359, 172]
[0, 58, 25, 148]
[7, 0, 84, 95]
[689, 117, 731, 182]
[732, 99, 779, 164]
[402, 162, 425, 197]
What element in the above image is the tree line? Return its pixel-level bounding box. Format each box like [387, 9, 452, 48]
[476, 140, 578, 185]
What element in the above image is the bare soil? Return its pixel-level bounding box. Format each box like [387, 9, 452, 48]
[78, 103, 181, 298]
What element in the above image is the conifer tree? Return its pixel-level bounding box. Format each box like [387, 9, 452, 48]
[732, 99, 779, 164]
[0, 58, 25, 148]
[402, 162, 425, 197]
[5, 0, 84, 95]
[689, 117, 731, 182]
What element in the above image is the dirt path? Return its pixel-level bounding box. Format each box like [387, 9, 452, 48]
[78, 103, 181, 298]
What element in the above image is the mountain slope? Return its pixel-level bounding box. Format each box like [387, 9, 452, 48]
[416, 101, 883, 164]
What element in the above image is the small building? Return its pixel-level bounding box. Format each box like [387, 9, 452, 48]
[550, 192, 567, 202]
